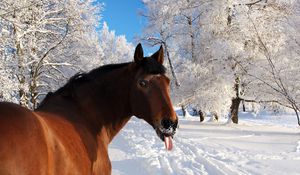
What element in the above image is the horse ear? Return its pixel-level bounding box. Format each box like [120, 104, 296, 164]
[151, 45, 164, 64]
[134, 43, 144, 63]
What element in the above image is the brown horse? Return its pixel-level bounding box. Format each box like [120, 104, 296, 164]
[0, 44, 178, 175]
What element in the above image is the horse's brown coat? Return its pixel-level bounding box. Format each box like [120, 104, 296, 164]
[0, 44, 177, 175]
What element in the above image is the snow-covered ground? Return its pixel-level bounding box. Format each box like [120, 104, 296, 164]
[109, 111, 300, 175]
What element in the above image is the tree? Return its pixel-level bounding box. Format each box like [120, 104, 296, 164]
[142, 0, 234, 118]
[98, 22, 134, 64]
[0, 0, 103, 109]
[234, 0, 300, 124]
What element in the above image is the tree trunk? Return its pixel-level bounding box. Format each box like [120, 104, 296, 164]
[181, 105, 186, 117]
[199, 110, 205, 122]
[14, 24, 28, 108]
[230, 97, 241, 124]
[29, 71, 38, 109]
[295, 110, 300, 126]
[292, 105, 300, 126]
[242, 100, 246, 112]
[230, 76, 241, 124]
[187, 15, 196, 63]
[29, 30, 39, 109]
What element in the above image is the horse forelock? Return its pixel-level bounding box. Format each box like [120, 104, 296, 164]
[140, 57, 166, 75]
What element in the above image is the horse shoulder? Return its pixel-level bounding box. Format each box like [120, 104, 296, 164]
[34, 111, 93, 175]
[38, 113, 112, 175]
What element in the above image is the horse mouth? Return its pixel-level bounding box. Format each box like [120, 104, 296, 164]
[155, 126, 176, 151]
[155, 127, 175, 141]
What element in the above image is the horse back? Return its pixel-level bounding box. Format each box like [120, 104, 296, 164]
[0, 102, 48, 175]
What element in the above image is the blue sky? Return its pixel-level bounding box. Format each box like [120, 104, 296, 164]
[98, 0, 158, 54]
[99, 0, 145, 43]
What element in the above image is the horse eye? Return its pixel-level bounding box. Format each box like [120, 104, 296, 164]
[139, 80, 148, 87]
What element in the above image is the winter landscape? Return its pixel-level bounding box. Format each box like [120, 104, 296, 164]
[110, 111, 300, 175]
[1, 0, 300, 175]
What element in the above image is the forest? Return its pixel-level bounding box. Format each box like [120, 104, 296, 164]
[0, 0, 299, 124]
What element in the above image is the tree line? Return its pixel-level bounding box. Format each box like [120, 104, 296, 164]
[1, 0, 300, 125]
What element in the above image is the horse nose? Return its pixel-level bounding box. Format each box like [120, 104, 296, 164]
[161, 118, 178, 129]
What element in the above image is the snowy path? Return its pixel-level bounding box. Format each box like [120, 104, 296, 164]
[109, 116, 300, 175]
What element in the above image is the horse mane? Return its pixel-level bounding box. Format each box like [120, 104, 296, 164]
[37, 58, 166, 109]
[88, 58, 166, 78]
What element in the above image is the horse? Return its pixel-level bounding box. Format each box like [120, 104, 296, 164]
[0, 43, 178, 175]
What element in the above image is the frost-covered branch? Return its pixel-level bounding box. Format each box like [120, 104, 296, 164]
[34, 20, 70, 78]
[0, 1, 41, 18]
[0, 0, 104, 108]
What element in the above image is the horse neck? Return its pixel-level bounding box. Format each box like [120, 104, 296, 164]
[38, 65, 134, 144]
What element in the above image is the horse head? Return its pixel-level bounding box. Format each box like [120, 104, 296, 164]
[129, 43, 178, 150]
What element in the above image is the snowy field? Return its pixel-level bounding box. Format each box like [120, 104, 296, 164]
[109, 111, 300, 175]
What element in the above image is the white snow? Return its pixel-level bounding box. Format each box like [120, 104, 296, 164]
[109, 112, 300, 175]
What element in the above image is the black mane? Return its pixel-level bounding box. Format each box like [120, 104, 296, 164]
[88, 62, 130, 79]
[88, 58, 165, 78]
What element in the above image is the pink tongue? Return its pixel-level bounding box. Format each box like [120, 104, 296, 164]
[164, 136, 173, 151]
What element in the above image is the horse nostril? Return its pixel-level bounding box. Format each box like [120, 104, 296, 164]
[161, 119, 173, 129]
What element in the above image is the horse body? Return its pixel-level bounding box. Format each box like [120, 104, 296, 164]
[0, 44, 178, 175]
[0, 103, 110, 175]
[0, 102, 49, 175]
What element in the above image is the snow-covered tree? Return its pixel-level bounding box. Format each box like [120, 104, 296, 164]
[233, 0, 300, 124]
[98, 22, 134, 64]
[141, 0, 234, 118]
[0, 0, 103, 109]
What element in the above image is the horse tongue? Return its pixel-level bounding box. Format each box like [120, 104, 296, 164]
[164, 136, 173, 151]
